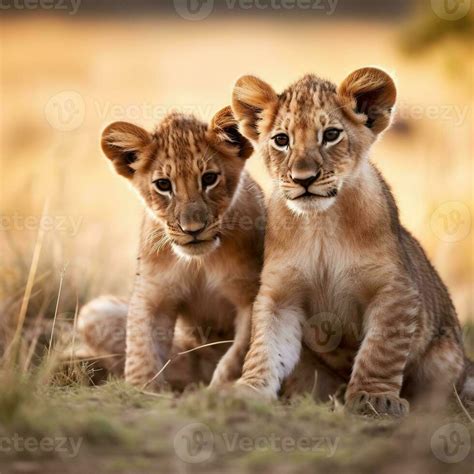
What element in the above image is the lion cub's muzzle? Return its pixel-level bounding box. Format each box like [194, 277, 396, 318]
[287, 168, 338, 201]
[283, 167, 340, 213]
[172, 232, 221, 258]
[171, 211, 221, 258]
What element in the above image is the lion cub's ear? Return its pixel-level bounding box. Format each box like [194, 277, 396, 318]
[208, 106, 254, 159]
[232, 75, 278, 142]
[101, 121, 152, 178]
[338, 67, 397, 134]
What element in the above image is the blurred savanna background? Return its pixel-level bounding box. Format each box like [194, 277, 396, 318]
[0, 1, 473, 473]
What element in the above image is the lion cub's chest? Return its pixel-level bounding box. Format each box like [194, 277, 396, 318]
[176, 265, 236, 332]
[294, 225, 365, 375]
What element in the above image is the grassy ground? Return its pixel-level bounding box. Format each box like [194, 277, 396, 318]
[0, 371, 473, 474]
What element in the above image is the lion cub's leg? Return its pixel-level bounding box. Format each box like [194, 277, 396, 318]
[210, 306, 251, 387]
[403, 333, 465, 409]
[235, 277, 304, 400]
[281, 347, 347, 402]
[125, 278, 178, 391]
[345, 278, 420, 417]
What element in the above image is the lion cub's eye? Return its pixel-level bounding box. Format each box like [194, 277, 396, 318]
[202, 172, 219, 189]
[323, 128, 342, 143]
[272, 133, 290, 149]
[154, 179, 172, 193]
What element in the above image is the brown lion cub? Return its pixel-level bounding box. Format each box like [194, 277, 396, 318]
[231, 68, 473, 415]
[84, 107, 264, 390]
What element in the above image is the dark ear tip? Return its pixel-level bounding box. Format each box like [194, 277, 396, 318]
[239, 140, 254, 160]
[209, 106, 253, 159]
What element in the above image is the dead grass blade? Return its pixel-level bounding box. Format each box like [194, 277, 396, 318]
[23, 292, 52, 371]
[310, 370, 319, 400]
[176, 340, 233, 356]
[366, 401, 380, 417]
[47, 264, 67, 358]
[141, 360, 172, 391]
[8, 197, 50, 363]
[69, 294, 80, 366]
[142, 339, 234, 391]
[453, 383, 474, 423]
[66, 354, 123, 363]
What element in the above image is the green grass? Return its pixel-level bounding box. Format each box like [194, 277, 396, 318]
[1, 234, 473, 474]
[0, 249, 473, 474]
[0, 370, 472, 474]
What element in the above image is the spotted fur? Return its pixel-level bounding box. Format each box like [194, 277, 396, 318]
[82, 107, 265, 391]
[231, 68, 473, 415]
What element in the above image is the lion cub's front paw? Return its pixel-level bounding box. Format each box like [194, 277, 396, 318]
[207, 380, 273, 401]
[231, 381, 277, 402]
[345, 391, 409, 417]
[209, 374, 230, 390]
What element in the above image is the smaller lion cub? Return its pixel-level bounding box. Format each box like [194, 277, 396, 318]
[99, 107, 265, 390]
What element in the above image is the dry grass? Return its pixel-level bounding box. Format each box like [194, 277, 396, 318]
[0, 14, 473, 474]
[1, 16, 472, 326]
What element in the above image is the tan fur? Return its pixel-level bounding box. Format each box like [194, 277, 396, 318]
[231, 68, 473, 415]
[76, 296, 127, 375]
[81, 107, 265, 391]
[75, 296, 230, 388]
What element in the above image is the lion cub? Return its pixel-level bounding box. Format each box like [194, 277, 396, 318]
[231, 68, 473, 415]
[82, 107, 264, 390]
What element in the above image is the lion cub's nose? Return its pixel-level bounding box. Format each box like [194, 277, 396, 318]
[179, 222, 206, 238]
[291, 169, 322, 189]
